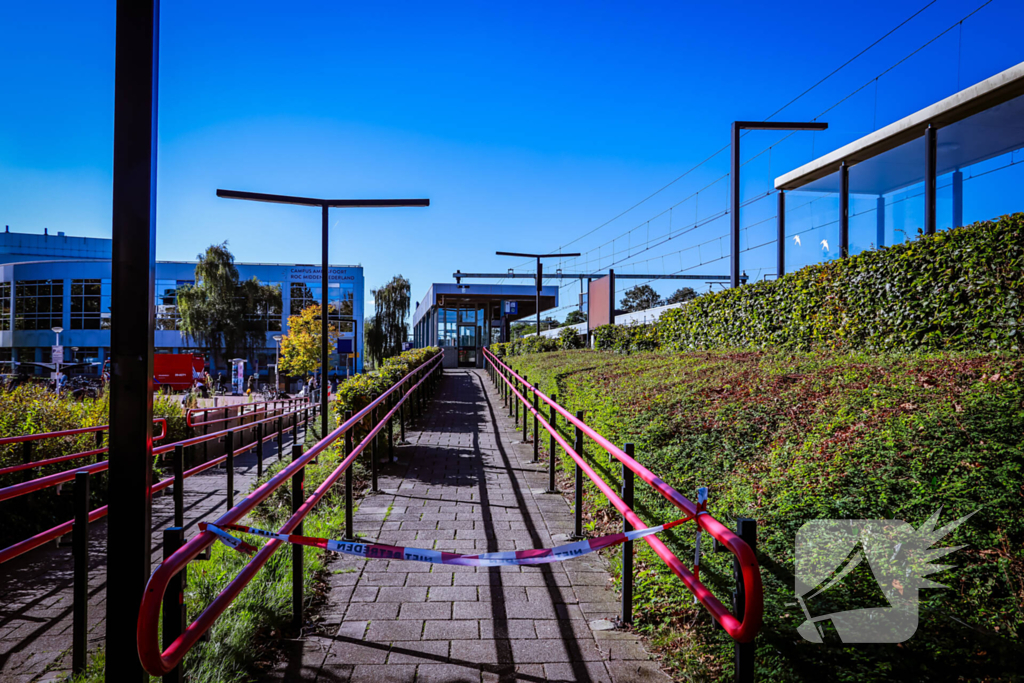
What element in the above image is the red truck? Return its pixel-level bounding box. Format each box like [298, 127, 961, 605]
[154, 353, 205, 391]
[102, 353, 206, 391]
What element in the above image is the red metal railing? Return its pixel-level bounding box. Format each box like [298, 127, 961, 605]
[0, 408, 308, 563]
[136, 352, 443, 677]
[483, 346, 763, 644]
[186, 398, 312, 428]
[0, 419, 168, 478]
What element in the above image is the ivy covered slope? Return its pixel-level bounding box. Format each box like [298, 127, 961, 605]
[506, 349, 1022, 681]
[661, 213, 1022, 353]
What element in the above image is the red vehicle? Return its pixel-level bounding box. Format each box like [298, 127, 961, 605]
[153, 354, 205, 391]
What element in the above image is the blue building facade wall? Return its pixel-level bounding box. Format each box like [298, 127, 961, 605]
[0, 230, 363, 381]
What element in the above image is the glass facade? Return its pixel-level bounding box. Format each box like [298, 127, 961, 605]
[14, 279, 63, 330]
[155, 279, 192, 330]
[290, 282, 354, 333]
[71, 279, 112, 330]
[0, 282, 9, 331]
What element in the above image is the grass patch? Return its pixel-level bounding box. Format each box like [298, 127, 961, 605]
[507, 348, 1024, 682]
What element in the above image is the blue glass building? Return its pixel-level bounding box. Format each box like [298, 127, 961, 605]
[0, 228, 364, 384]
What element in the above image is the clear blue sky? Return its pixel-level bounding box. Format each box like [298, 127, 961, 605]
[2, 0, 1023, 320]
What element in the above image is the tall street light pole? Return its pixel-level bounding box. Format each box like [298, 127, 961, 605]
[52, 326, 63, 397]
[217, 190, 428, 438]
[272, 334, 283, 392]
[730, 121, 828, 287]
[495, 252, 580, 339]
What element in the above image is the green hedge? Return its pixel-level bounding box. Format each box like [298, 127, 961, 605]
[333, 346, 440, 421]
[659, 214, 1023, 353]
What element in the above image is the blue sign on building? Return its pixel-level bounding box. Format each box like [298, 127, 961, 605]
[503, 301, 518, 315]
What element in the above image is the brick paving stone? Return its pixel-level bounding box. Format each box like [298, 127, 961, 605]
[273, 370, 670, 682]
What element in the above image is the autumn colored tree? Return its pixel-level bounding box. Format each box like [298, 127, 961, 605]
[278, 304, 341, 378]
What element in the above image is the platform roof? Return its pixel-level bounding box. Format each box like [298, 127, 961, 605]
[775, 61, 1024, 195]
[412, 283, 559, 328]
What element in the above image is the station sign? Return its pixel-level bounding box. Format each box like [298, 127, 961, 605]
[51, 345, 64, 365]
[503, 301, 518, 315]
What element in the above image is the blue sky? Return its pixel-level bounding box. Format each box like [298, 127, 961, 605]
[2, 0, 1023, 319]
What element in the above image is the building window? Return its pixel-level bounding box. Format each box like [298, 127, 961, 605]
[70, 279, 111, 330]
[67, 347, 100, 375]
[156, 280, 193, 331]
[246, 282, 283, 333]
[15, 279, 64, 330]
[0, 282, 10, 331]
[289, 282, 353, 333]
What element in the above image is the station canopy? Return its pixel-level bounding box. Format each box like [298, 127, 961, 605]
[776, 61, 1024, 195]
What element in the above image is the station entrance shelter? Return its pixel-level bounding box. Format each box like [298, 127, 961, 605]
[411, 283, 558, 368]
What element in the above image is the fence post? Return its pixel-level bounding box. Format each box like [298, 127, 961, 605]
[399, 387, 408, 444]
[173, 444, 184, 528]
[225, 430, 235, 509]
[277, 416, 284, 457]
[291, 445, 304, 631]
[72, 470, 90, 675]
[202, 421, 208, 463]
[95, 429, 104, 464]
[546, 394, 558, 493]
[573, 412, 584, 540]
[734, 518, 757, 683]
[256, 422, 264, 478]
[161, 526, 186, 683]
[620, 444, 635, 627]
[370, 407, 378, 493]
[532, 391, 539, 461]
[514, 377, 520, 427]
[344, 411, 355, 541]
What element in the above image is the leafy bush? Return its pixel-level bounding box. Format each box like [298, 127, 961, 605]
[658, 214, 1023, 354]
[558, 326, 584, 350]
[334, 346, 440, 421]
[593, 324, 625, 351]
[507, 349, 1024, 682]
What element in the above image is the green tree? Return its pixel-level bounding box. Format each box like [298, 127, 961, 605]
[564, 310, 587, 326]
[665, 286, 697, 304]
[620, 284, 662, 313]
[177, 243, 281, 372]
[279, 304, 341, 377]
[364, 314, 384, 369]
[511, 322, 536, 338]
[367, 275, 411, 365]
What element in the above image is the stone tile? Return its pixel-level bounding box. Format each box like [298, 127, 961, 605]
[421, 619, 480, 640]
[385, 640, 449, 665]
[366, 620, 424, 641]
[345, 603, 399, 620]
[544, 661, 613, 682]
[427, 586, 478, 602]
[417, 663, 483, 683]
[349, 663, 416, 682]
[605, 660, 673, 681]
[375, 587, 428, 602]
[397, 602, 452, 620]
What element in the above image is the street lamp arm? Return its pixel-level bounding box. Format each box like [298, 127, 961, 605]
[217, 189, 429, 208]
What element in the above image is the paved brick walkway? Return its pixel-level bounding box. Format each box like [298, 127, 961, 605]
[0, 422, 308, 682]
[270, 369, 671, 683]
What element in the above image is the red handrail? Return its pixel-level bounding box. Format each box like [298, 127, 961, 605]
[0, 419, 168, 477]
[0, 418, 168, 448]
[186, 398, 312, 427]
[136, 353, 442, 676]
[0, 405, 313, 560]
[483, 346, 763, 643]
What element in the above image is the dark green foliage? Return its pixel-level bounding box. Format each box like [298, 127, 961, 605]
[558, 326, 584, 350]
[665, 286, 697, 304]
[508, 349, 1024, 682]
[368, 275, 412, 366]
[659, 215, 1023, 354]
[621, 283, 663, 312]
[564, 310, 587, 326]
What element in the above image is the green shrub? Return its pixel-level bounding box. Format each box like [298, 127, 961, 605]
[658, 214, 1023, 354]
[593, 324, 625, 351]
[558, 326, 584, 350]
[333, 346, 440, 421]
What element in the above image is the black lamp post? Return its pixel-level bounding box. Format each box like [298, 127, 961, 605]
[217, 190, 428, 437]
[495, 251, 580, 340]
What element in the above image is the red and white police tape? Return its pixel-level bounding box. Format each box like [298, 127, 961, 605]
[200, 511, 699, 568]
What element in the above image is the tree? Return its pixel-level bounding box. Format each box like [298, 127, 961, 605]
[511, 322, 536, 338]
[278, 304, 341, 377]
[367, 275, 411, 365]
[665, 287, 697, 304]
[620, 284, 662, 313]
[363, 315, 384, 369]
[563, 310, 587, 326]
[178, 243, 281, 372]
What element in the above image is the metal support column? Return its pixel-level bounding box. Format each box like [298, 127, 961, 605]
[173, 444, 184, 528]
[573, 412, 584, 540]
[952, 169, 963, 228]
[776, 190, 785, 277]
[370, 408, 378, 492]
[256, 422, 264, 478]
[344, 412, 354, 541]
[876, 195, 886, 248]
[532, 391, 539, 462]
[161, 527, 186, 683]
[730, 121, 741, 288]
[321, 204, 330, 442]
[72, 471, 90, 675]
[925, 124, 937, 235]
[620, 445, 635, 627]
[106, 1, 159, 677]
[291, 446, 304, 631]
[734, 518, 758, 683]
[225, 430, 234, 509]
[839, 161, 850, 257]
[546, 394, 558, 493]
